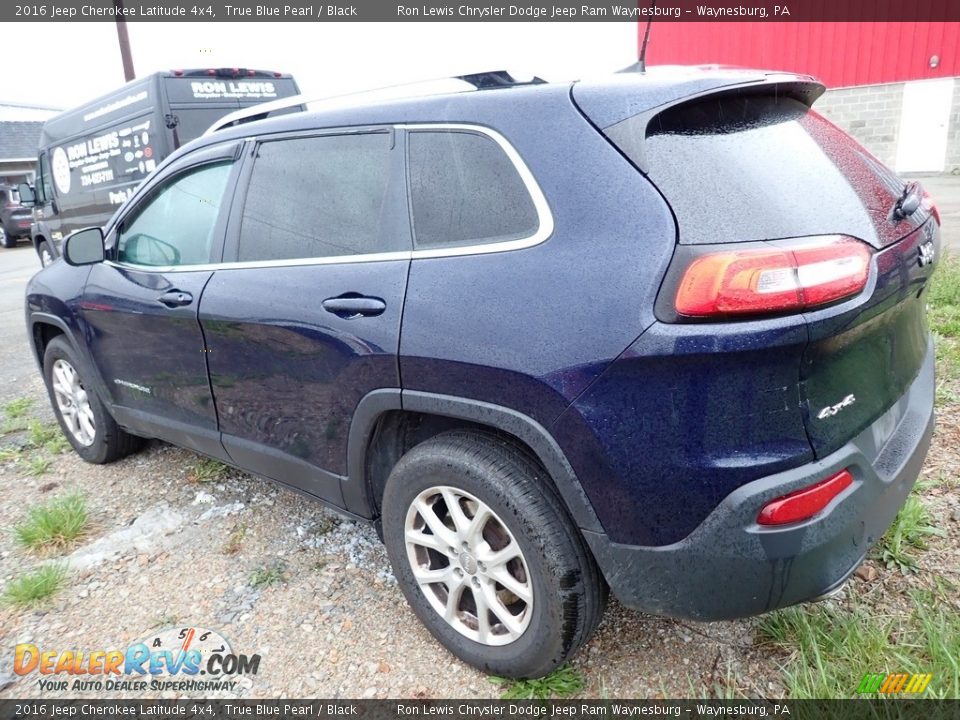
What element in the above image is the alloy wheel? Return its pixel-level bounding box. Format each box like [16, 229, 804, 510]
[51, 359, 96, 446]
[404, 485, 533, 646]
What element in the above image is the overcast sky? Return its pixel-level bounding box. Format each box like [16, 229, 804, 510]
[7, 22, 638, 109]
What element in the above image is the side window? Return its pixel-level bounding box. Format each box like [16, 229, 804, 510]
[37, 153, 52, 203]
[237, 132, 397, 262]
[408, 130, 539, 249]
[117, 162, 232, 267]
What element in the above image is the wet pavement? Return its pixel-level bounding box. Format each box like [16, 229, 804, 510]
[913, 173, 960, 254]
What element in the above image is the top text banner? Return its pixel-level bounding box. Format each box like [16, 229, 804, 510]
[7, 0, 960, 22]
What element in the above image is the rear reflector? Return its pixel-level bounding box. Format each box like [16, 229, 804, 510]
[675, 236, 871, 317]
[922, 190, 941, 226]
[757, 469, 853, 526]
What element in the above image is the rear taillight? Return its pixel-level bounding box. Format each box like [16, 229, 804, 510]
[675, 236, 871, 318]
[757, 469, 853, 526]
[921, 190, 941, 226]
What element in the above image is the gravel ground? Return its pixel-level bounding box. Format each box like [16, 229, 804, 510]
[0, 381, 957, 699]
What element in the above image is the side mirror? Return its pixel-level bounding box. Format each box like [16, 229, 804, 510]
[17, 183, 36, 208]
[63, 227, 105, 266]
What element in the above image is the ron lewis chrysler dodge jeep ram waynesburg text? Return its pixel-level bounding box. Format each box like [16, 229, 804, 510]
[25, 68, 939, 679]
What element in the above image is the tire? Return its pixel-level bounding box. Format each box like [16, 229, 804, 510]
[0, 226, 12, 249]
[381, 430, 606, 678]
[42, 336, 143, 464]
[38, 240, 54, 267]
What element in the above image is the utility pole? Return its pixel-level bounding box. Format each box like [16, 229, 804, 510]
[114, 0, 136, 81]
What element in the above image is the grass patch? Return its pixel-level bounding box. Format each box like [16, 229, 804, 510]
[28, 421, 70, 455]
[249, 560, 287, 588]
[935, 381, 959, 408]
[932, 469, 958, 488]
[0, 446, 22, 463]
[756, 591, 960, 698]
[188, 457, 230, 483]
[1, 398, 33, 435]
[489, 664, 584, 699]
[930, 257, 960, 381]
[223, 525, 247, 555]
[929, 256, 960, 319]
[4, 398, 32, 419]
[1, 564, 68, 608]
[15, 493, 89, 553]
[150, 613, 179, 629]
[874, 495, 945, 573]
[24, 455, 52, 477]
[1, 418, 29, 436]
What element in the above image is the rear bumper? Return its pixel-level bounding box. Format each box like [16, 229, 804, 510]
[584, 340, 935, 621]
[3, 216, 32, 236]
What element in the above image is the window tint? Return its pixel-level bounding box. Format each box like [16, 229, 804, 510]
[238, 132, 396, 262]
[118, 162, 232, 266]
[38, 153, 52, 203]
[614, 95, 909, 247]
[408, 131, 538, 249]
[173, 109, 237, 146]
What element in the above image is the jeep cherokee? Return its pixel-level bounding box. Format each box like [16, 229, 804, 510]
[25, 68, 938, 679]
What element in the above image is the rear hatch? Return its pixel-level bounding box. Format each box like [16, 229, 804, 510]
[4, 189, 32, 231]
[573, 73, 939, 458]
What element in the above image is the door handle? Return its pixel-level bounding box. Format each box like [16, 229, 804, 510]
[157, 290, 194, 308]
[322, 295, 386, 319]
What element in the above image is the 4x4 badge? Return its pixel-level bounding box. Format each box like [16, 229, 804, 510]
[818, 394, 857, 420]
[918, 240, 935, 267]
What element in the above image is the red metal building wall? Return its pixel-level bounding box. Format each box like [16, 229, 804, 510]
[645, 20, 960, 88]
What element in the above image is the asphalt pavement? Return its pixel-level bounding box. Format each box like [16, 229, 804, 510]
[914, 173, 960, 254]
[0, 244, 45, 409]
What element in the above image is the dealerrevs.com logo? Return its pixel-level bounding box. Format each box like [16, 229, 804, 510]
[15, 626, 260, 693]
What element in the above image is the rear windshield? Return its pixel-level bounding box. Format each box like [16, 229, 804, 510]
[620, 95, 916, 246]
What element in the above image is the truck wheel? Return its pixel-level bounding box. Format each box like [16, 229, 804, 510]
[43, 336, 143, 464]
[0, 227, 12, 248]
[38, 240, 55, 266]
[381, 430, 606, 679]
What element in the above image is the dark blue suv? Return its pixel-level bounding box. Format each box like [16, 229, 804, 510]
[26, 68, 938, 679]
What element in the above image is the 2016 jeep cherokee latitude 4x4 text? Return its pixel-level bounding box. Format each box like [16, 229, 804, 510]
[26, 68, 939, 679]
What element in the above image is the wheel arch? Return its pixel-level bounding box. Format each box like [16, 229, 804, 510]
[343, 389, 604, 535]
[29, 313, 114, 414]
[29, 314, 71, 367]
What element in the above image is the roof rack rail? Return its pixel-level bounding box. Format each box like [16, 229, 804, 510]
[204, 71, 546, 136]
[203, 78, 475, 136]
[454, 71, 547, 88]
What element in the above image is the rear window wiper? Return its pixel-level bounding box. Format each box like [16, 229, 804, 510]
[891, 181, 922, 222]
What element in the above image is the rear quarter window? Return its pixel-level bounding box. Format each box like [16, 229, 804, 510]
[408, 130, 539, 249]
